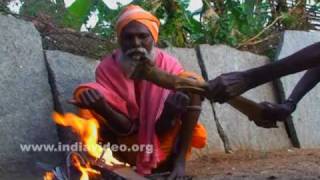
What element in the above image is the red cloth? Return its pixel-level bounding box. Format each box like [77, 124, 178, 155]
[74, 48, 184, 174]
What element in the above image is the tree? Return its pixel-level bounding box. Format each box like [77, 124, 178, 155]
[1, 0, 319, 56]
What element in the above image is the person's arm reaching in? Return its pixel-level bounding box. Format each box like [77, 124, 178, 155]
[258, 66, 320, 121]
[208, 42, 320, 103]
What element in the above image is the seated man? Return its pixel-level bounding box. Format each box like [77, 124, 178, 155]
[70, 5, 207, 179]
[207, 42, 320, 121]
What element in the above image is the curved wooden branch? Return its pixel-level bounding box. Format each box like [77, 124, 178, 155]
[134, 64, 276, 127]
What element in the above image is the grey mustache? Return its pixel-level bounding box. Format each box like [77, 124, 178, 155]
[125, 48, 148, 56]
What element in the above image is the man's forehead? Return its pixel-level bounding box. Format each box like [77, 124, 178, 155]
[122, 21, 151, 35]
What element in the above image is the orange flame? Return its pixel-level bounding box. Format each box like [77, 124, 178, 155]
[43, 171, 54, 180]
[52, 112, 124, 166]
[71, 155, 100, 180]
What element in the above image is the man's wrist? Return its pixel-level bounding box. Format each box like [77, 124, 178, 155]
[284, 98, 297, 112]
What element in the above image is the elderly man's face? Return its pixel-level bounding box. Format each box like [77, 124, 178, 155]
[119, 21, 155, 54]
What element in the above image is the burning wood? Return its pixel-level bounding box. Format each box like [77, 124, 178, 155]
[42, 112, 148, 180]
[52, 112, 124, 166]
[71, 154, 100, 180]
[42, 151, 129, 180]
[44, 171, 55, 180]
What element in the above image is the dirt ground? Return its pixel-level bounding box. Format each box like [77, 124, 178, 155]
[186, 148, 320, 180]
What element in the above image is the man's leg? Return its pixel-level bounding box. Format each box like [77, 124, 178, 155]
[154, 91, 190, 173]
[153, 91, 203, 178]
[168, 92, 202, 179]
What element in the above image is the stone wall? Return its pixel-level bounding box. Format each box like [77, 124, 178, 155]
[0, 14, 61, 180]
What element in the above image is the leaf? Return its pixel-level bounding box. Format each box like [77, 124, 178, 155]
[63, 0, 94, 30]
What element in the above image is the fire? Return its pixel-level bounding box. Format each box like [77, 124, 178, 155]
[71, 155, 100, 180]
[52, 112, 124, 166]
[43, 171, 54, 180]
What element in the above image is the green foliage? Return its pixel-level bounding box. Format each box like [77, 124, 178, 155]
[281, 12, 298, 29]
[19, 0, 66, 23]
[5, 0, 319, 48]
[63, 0, 95, 30]
[90, 0, 121, 38]
[204, 0, 271, 46]
[24, 0, 273, 47]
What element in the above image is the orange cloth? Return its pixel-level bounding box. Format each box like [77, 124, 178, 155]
[158, 120, 207, 160]
[78, 109, 207, 164]
[116, 5, 160, 42]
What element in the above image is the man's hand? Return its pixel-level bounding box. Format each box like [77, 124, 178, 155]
[260, 101, 295, 121]
[131, 53, 155, 79]
[156, 92, 190, 135]
[165, 91, 190, 114]
[207, 72, 249, 103]
[68, 89, 108, 113]
[251, 101, 295, 128]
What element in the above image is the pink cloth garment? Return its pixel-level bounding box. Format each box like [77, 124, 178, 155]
[74, 48, 184, 175]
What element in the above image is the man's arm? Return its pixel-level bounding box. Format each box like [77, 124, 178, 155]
[245, 42, 320, 89]
[208, 42, 320, 103]
[287, 66, 320, 105]
[258, 66, 320, 121]
[71, 89, 133, 134]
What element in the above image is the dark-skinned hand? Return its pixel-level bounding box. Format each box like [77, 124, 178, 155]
[129, 50, 156, 79]
[251, 101, 295, 128]
[68, 89, 108, 114]
[207, 72, 249, 103]
[260, 101, 295, 121]
[156, 91, 190, 134]
[165, 91, 190, 114]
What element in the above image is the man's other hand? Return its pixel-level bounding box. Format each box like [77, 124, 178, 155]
[260, 101, 295, 122]
[165, 91, 190, 114]
[68, 89, 107, 113]
[250, 101, 295, 128]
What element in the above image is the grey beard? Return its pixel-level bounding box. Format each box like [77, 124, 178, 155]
[119, 46, 155, 78]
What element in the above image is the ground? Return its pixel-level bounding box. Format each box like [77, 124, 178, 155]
[186, 148, 320, 180]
